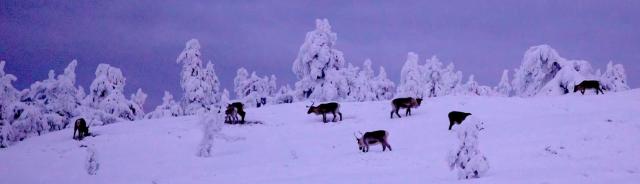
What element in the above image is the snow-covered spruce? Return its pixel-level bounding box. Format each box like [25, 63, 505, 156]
[292, 19, 347, 101]
[129, 88, 147, 120]
[396, 52, 424, 98]
[494, 70, 512, 97]
[346, 59, 395, 101]
[176, 39, 221, 115]
[234, 68, 277, 108]
[145, 91, 183, 119]
[274, 85, 295, 104]
[453, 75, 494, 96]
[600, 61, 630, 92]
[84, 64, 139, 125]
[422, 56, 464, 97]
[447, 116, 489, 179]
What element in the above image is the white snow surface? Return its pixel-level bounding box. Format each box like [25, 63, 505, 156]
[1, 90, 640, 184]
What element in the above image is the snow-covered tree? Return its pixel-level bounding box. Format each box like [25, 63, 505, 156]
[512, 45, 563, 97]
[439, 63, 464, 96]
[453, 75, 495, 96]
[1, 61, 26, 148]
[447, 116, 490, 179]
[343, 63, 362, 101]
[274, 85, 295, 104]
[234, 69, 272, 108]
[129, 88, 147, 119]
[372, 66, 395, 100]
[177, 39, 221, 115]
[494, 70, 512, 97]
[85, 64, 134, 124]
[234, 67, 250, 99]
[267, 75, 278, 98]
[600, 61, 629, 92]
[396, 52, 423, 98]
[422, 55, 444, 97]
[145, 91, 183, 119]
[292, 19, 347, 101]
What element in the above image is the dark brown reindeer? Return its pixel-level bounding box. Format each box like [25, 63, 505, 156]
[574, 80, 605, 95]
[225, 102, 246, 123]
[354, 130, 392, 152]
[390, 97, 423, 119]
[307, 102, 342, 123]
[448, 111, 472, 130]
[73, 118, 90, 140]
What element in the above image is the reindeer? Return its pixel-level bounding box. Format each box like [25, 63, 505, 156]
[574, 80, 605, 95]
[73, 118, 90, 140]
[390, 97, 423, 119]
[307, 102, 342, 123]
[354, 130, 392, 152]
[225, 105, 238, 123]
[225, 102, 246, 123]
[448, 111, 472, 130]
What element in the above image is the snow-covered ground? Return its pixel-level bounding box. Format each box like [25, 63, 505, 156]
[1, 90, 639, 184]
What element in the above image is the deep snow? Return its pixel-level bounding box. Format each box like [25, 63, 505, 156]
[1, 90, 639, 184]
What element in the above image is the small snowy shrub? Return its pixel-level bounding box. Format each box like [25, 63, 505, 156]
[197, 110, 225, 157]
[85, 146, 100, 175]
[447, 116, 489, 179]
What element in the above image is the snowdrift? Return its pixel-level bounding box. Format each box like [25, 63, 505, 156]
[1, 90, 639, 184]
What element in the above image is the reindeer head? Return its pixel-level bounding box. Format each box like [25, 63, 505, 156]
[354, 132, 365, 151]
[416, 98, 423, 106]
[306, 101, 317, 114]
[573, 84, 584, 92]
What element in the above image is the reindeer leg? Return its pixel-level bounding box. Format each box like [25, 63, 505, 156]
[73, 128, 77, 140]
[332, 112, 337, 122]
[383, 141, 392, 151]
[405, 108, 410, 116]
[339, 112, 342, 121]
[322, 113, 327, 123]
[449, 120, 454, 130]
[395, 108, 401, 118]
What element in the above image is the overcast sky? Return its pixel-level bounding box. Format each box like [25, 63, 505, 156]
[1, 1, 639, 109]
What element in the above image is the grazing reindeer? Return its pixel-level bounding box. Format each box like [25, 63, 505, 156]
[390, 97, 423, 119]
[355, 130, 392, 152]
[226, 102, 246, 123]
[448, 111, 472, 130]
[307, 102, 342, 123]
[225, 105, 238, 123]
[73, 118, 90, 140]
[574, 80, 605, 95]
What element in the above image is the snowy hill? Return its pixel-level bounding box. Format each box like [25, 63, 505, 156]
[1, 90, 640, 184]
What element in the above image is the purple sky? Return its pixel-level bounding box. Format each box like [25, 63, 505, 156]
[1, 1, 639, 110]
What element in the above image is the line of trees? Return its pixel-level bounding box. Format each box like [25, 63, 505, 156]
[0, 19, 631, 148]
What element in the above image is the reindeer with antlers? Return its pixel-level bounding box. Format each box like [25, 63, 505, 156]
[354, 130, 392, 153]
[306, 101, 343, 123]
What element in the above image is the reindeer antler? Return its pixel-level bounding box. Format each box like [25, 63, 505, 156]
[306, 101, 315, 108]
